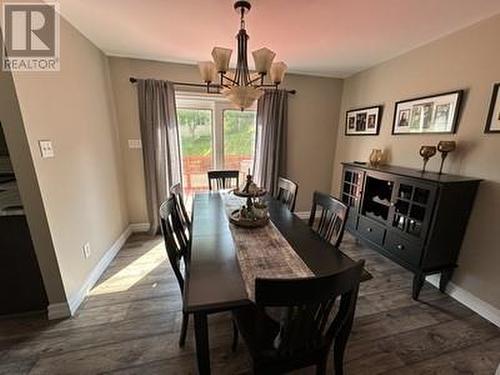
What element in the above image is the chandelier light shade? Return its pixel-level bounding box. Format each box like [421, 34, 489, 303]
[198, 61, 216, 84]
[270, 62, 288, 85]
[211, 47, 232, 73]
[221, 86, 264, 110]
[198, 0, 288, 110]
[252, 47, 276, 75]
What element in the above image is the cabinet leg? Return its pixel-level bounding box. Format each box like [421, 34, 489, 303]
[439, 269, 454, 293]
[412, 273, 425, 300]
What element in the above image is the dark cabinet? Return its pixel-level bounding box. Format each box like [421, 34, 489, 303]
[0, 215, 48, 315]
[341, 162, 481, 299]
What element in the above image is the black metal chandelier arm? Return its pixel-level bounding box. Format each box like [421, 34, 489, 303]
[220, 73, 239, 86]
[247, 74, 265, 85]
[235, 26, 251, 86]
[259, 84, 280, 88]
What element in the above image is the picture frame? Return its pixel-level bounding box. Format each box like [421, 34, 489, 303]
[392, 90, 463, 135]
[345, 105, 383, 136]
[485, 83, 500, 133]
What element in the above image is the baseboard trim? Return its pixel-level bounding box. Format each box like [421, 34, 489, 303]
[426, 275, 500, 328]
[67, 225, 133, 316]
[47, 225, 133, 320]
[129, 222, 150, 233]
[47, 302, 71, 320]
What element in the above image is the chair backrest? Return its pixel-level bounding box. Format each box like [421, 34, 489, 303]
[207, 170, 240, 191]
[275, 177, 298, 212]
[308, 191, 349, 247]
[255, 260, 364, 358]
[169, 183, 191, 229]
[159, 197, 190, 293]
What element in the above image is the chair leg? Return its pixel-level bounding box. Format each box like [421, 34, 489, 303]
[334, 314, 354, 375]
[316, 355, 328, 375]
[231, 318, 239, 352]
[179, 312, 189, 347]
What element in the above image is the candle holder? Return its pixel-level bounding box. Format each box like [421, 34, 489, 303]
[419, 146, 437, 173]
[437, 141, 456, 174]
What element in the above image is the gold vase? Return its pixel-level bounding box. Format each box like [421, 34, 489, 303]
[369, 149, 383, 167]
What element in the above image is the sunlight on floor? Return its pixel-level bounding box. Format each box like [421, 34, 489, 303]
[90, 242, 166, 296]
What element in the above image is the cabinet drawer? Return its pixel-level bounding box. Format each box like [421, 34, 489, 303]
[385, 231, 423, 267]
[358, 216, 385, 246]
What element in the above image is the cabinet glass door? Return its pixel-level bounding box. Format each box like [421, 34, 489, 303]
[341, 169, 363, 213]
[390, 181, 434, 239]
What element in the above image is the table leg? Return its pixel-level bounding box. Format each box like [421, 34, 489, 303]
[194, 312, 210, 375]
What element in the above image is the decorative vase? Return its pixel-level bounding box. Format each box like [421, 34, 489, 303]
[369, 149, 383, 167]
[437, 141, 456, 174]
[419, 146, 437, 173]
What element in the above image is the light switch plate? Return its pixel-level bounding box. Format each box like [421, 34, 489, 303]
[128, 139, 142, 149]
[39, 140, 54, 158]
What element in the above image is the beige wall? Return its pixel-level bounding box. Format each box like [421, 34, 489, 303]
[0, 59, 67, 306]
[332, 14, 500, 309]
[108, 57, 343, 220]
[7, 16, 129, 303]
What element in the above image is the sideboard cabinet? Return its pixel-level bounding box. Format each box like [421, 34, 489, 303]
[340, 162, 481, 299]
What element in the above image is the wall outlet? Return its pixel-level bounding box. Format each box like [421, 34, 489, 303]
[83, 242, 91, 259]
[128, 139, 142, 149]
[38, 140, 55, 158]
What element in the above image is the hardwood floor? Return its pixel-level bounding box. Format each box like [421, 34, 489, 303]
[1, 232, 499, 374]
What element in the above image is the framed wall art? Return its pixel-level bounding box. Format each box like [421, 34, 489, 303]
[345, 105, 383, 136]
[485, 83, 500, 133]
[392, 90, 463, 135]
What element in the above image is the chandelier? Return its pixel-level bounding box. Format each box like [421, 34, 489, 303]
[197, 0, 287, 110]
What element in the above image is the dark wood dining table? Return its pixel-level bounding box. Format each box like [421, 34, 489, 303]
[184, 192, 371, 374]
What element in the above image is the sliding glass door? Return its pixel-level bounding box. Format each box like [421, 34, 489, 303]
[176, 94, 256, 198]
[177, 108, 214, 195]
[223, 109, 256, 178]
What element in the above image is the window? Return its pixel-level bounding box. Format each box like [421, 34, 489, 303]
[223, 109, 256, 177]
[177, 108, 213, 195]
[176, 94, 256, 198]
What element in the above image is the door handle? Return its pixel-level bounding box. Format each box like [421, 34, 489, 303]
[397, 244, 405, 250]
[367, 227, 373, 233]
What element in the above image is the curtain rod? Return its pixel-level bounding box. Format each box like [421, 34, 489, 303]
[129, 77, 296, 95]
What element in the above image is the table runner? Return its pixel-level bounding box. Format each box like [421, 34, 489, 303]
[221, 192, 314, 301]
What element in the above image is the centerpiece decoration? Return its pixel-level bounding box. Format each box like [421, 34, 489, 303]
[230, 170, 269, 228]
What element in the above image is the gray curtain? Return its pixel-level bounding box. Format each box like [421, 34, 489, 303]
[137, 79, 182, 235]
[253, 89, 288, 195]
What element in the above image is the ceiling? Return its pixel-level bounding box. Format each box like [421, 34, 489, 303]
[57, 0, 500, 78]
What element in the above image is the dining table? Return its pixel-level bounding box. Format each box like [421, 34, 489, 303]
[184, 191, 371, 375]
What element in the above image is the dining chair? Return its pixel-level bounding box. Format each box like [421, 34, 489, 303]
[275, 176, 298, 212]
[232, 260, 365, 375]
[207, 170, 240, 191]
[159, 197, 191, 347]
[169, 182, 191, 232]
[308, 191, 349, 248]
